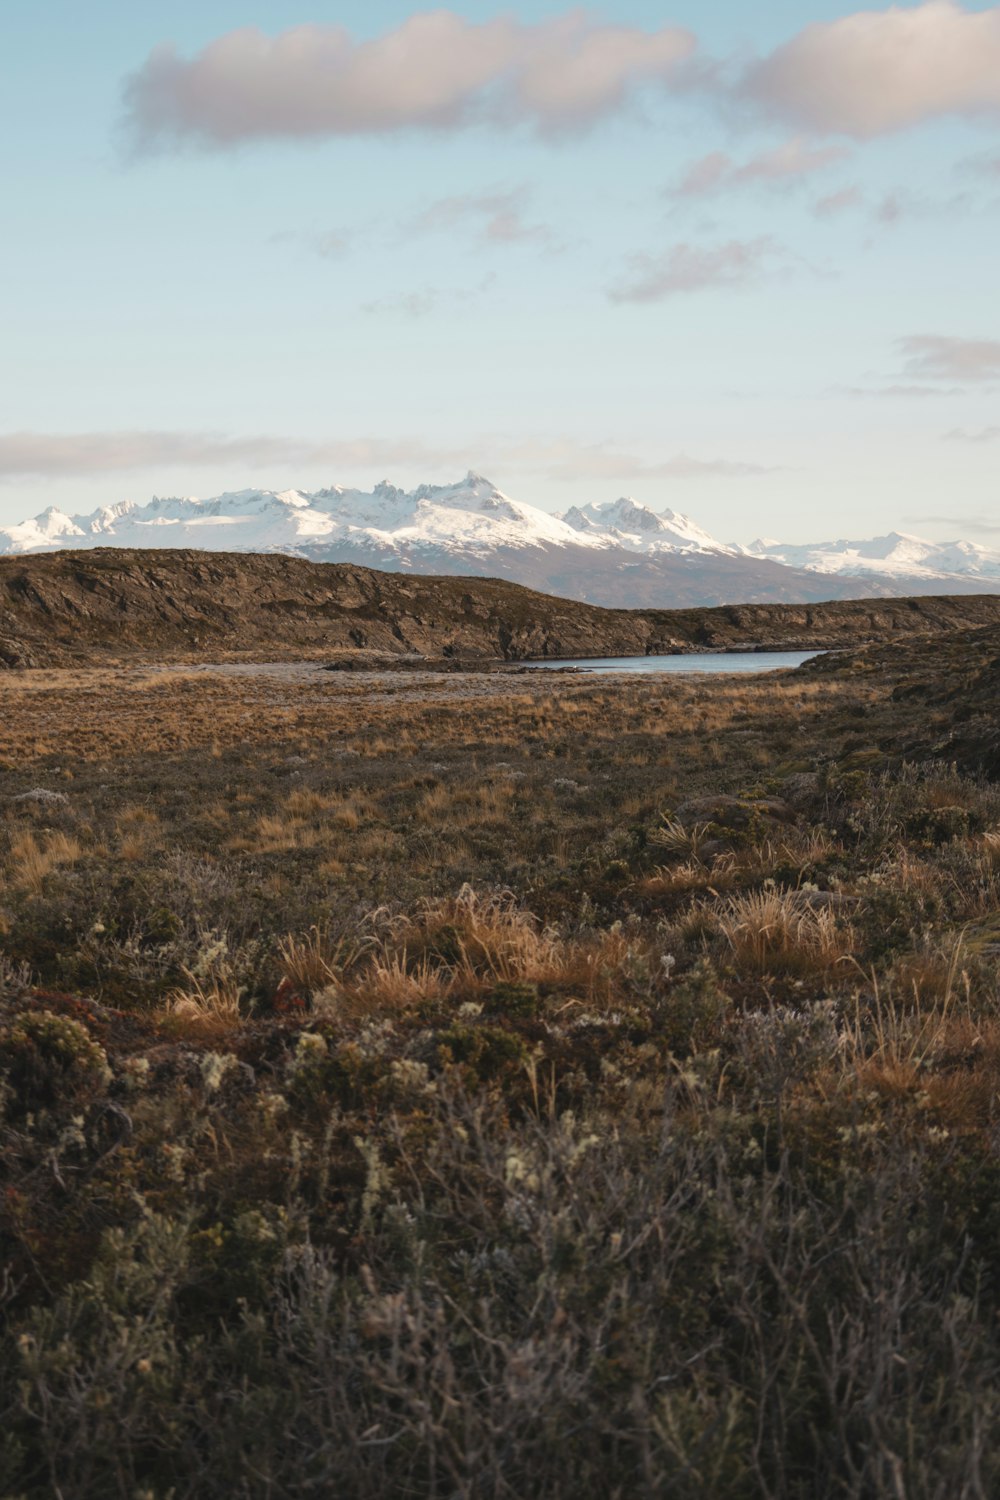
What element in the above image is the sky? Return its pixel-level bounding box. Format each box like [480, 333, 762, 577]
[1, 1, 998, 544]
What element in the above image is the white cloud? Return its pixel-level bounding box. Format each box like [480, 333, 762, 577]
[897, 334, 1000, 382]
[123, 14, 696, 148]
[608, 237, 784, 302]
[673, 138, 848, 196]
[743, 1, 1000, 138]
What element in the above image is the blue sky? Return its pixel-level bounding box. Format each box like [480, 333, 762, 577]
[1, 1, 998, 541]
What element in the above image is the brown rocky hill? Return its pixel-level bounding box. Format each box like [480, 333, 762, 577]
[3, 548, 1000, 668]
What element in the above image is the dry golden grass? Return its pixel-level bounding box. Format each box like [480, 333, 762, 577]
[163, 967, 243, 1027]
[4, 831, 83, 894]
[278, 927, 369, 995]
[341, 952, 452, 1017]
[270, 886, 643, 1022]
[115, 804, 162, 861]
[711, 888, 856, 977]
[0, 659, 881, 766]
[639, 860, 734, 898]
[387, 885, 564, 987]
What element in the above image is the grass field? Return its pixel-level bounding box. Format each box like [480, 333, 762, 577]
[3, 648, 1000, 1497]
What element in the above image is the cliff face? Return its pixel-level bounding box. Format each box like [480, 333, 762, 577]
[2, 548, 1000, 668]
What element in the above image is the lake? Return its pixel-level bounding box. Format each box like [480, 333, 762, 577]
[528, 650, 822, 675]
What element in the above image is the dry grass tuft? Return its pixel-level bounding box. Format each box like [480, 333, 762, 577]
[5, 831, 83, 894]
[163, 967, 244, 1026]
[341, 952, 452, 1018]
[651, 816, 714, 863]
[712, 888, 856, 977]
[388, 884, 564, 986]
[278, 927, 369, 996]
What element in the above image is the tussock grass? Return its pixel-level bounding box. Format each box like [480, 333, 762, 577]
[711, 887, 856, 977]
[163, 966, 243, 1027]
[5, 830, 82, 893]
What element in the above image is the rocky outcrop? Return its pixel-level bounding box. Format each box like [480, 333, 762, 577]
[2, 549, 1000, 668]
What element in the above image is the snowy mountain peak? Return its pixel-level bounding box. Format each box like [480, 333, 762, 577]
[585, 497, 666, 533]
[562, 497, 727, 553]
[1, 476, 997, 603]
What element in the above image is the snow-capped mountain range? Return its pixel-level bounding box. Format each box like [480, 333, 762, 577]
[2, 473, 997, 608]
[741, 532, 1000, 585]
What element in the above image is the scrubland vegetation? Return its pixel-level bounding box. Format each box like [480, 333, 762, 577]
[3, 649, 1000, 1497]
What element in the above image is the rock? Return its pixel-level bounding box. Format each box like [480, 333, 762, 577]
[0, 636, 37, 668]
[13, 788, 70, 807]
[780, 772, 822, 809]
[794, 890, 859, 912]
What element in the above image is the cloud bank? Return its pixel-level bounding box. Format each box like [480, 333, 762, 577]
[743, 1, 1000, 138]
[123, 13, 696, 148]
[0, 431, 771, 488]
[122, 4, 1000, 153]
[0, 432, 302, 480]
[0, 432, 479, 481]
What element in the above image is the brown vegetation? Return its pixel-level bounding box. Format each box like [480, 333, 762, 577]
[3, 627, 1000, 1496]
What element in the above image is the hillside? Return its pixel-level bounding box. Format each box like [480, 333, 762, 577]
[3, 548, 1000, 668]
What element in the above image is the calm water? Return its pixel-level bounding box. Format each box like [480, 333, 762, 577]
[529, 650, 821, 675]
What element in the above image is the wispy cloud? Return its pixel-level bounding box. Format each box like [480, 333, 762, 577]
[812, 185, 864, 218]
[406, 188, 556, 248]
[833, 383, 966, 399]
[270, 227, 352, 260]
[0, 432, 300, 480]
[672, 139, 848, 198]
[608, 237, 785, 303]
[945, 425, 1000, 443]
[831, 334, 1000, 399]
[0, 430, 775, 489]
[960, 151, 1000, 179]
[495, 438, 777, 483]
[741, 1, 1000, 138]
[897, 334, 1000, 383]
[123, 14, 696, 149]
[362, 275, 497, 318]
[905, 513, 1000, 536]
[0, 431, 481, 482]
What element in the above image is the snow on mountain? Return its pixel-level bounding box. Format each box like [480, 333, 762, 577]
[562, 498, 729, 553]
[742, 531, 1000, 585]
[3, 505, 88, 551]
[1, 473, 996, 607]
